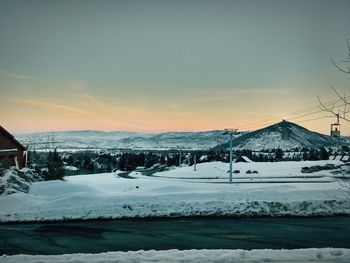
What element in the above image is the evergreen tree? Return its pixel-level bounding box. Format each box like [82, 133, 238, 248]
[342, 145, 350, 152]
[302, 149, 309, 160]
[145, 153, 157, 168]
[160, 155, 166, 165]
[66, 155, 74, 166]
[275, 148, 284, 161]
[309, 149, 318, 160]
[319, 147, 329, 160]
[46, 149, 64, 180]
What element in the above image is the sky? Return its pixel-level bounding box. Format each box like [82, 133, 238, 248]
[0, 0, 350, 135]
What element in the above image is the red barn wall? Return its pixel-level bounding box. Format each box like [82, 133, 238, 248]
[0, 132, 26, 168]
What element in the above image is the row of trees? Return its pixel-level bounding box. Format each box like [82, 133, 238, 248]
[236, 147, 331, 162]
[27, 145, 345, 180]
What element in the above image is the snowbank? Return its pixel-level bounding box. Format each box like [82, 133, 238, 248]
[0, 161, 349, 222]
[1, 248, 350, 262]
[0, 168, 42, 196]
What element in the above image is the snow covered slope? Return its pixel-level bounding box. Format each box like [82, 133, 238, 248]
[0, 160, 348, 222]
[15, 121, 347, 152]
[15, 130, 228, 151]
[216, 120, 346, 151]
[2, 248, 350, 263]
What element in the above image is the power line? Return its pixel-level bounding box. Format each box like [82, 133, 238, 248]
[238, 99, 348, 131]
[287, 102, 346, 121]
[237, 113, 335, 134]
[286, 97, 349, 115]
[294, 115, 334, 124]
[239, 117, 281, 130]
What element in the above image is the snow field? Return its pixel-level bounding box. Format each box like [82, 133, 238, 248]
[152, 160, 343, 179]
[2, 248, 350, 262]
[0, 160, 349, 222]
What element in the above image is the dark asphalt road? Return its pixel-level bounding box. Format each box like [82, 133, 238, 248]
[1, 216, 350, 255]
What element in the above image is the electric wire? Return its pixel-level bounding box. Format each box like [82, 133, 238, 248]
[293, 115, 334, 124]
[237, 98, 348, 131]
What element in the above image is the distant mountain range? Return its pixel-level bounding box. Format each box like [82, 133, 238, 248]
[15, 130, 231, 151]
[15, 121, 348, 151]
[215, 120, 348, 151]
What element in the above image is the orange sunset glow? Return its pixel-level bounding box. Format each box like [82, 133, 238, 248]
[0, 1, 349, 136]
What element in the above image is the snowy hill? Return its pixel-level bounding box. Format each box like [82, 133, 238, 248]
[0, 160, 348, 223]
[15, 130, 229, 151]
[15, 121, 347, 152]
[216, 120, 346, 151]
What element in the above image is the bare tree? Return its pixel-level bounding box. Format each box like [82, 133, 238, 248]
[331, 39, 350, 75]
[321, 41, 350, 197]
[317, 87, 349, 123]
[318, 40, 350, 123]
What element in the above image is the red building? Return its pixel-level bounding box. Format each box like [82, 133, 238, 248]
[0, 125, 27, 169]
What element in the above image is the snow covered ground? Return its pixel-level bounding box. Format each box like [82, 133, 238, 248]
[150, 160, 343, 182]
[0, 160, 349, 222]
[2, 248, 350, 262]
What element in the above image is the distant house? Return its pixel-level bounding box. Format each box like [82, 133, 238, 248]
[0, 125, 27, 169]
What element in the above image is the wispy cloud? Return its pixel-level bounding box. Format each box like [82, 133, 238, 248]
[189, 88, 292, 104]
[69, 80, 107, 108]
[12, 98, 90, 115]
[189, 95, 233, 103]
[0, 69, 30, 80]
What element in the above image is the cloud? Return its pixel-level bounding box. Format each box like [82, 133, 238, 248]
[0, 69, 30, 80]
[188, 87, 293, 104]
[69, 80, 107, 108]
[189, 95, 233, 103]
[12, 98, 91, 115]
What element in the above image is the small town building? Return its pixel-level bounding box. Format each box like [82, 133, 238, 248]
[0, 125, 27, 169]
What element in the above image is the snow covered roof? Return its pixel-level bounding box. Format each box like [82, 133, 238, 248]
[242, 156, 253, 163]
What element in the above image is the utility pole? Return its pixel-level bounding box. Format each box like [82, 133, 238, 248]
[223, 128, 238, 184]
[194, 154, 196, 171]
